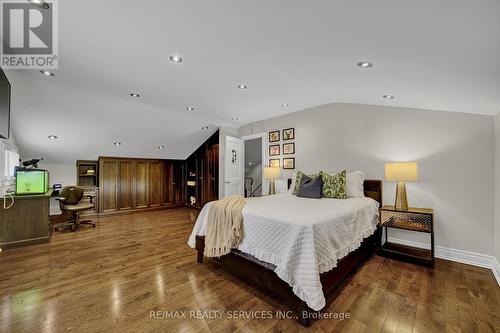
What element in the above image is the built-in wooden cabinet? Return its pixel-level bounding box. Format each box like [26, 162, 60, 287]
[98, 157, 185, 215]
[186, 131, 219, 209]
[97, 133, 217, 215]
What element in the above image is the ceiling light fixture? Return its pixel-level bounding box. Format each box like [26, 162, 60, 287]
[232, 116, 239, 121]
[202, 126, 209, 130]
[281, 103, 289, 107]
[382, 95, 395, 99]
[237, 84, 247, 89]
[357, 61, 373, 68]
[47, 135, 58, 140]
[186, 107, 195, 111]
[113, 141, 122, 146]
[40, 70, 55, 77]
[158, 145, 166, 150]
[29, 0, 49, 9]
[169, 55, 183, 63]
[130, 93, 140, 98]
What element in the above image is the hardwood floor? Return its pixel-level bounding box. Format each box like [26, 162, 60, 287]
[0, 208, 499, 333]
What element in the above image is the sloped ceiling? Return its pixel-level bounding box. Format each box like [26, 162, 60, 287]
[4, 0, 500, 163]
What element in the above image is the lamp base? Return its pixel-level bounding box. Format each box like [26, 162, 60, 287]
[395, 181, 408, 210]
[268, 180, 276, 195]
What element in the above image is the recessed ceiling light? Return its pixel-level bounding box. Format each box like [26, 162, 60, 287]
[382, 95, 395, 99]
[357, 61, 373, 68]
[169, 55, 183, 63]
[130, 93, 140, 98]
[202, 126, 209, 130]
[158, 145, 166, 150]
[113, 141, 122, 146]
[232, 116, 239, 121]
[47, 135, 58, 140]
[237, 84, 248, 89]
[186, 107, 195, 111]
[29, 0, 49, 9]
[281, 103, 289, 107]
[40, 70, 55, 77]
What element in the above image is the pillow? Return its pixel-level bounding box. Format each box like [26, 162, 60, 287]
[346, 171, 366, 198]
[297, 175, 323, 199]
[292, 171, 321, 195]
[321, 170, 347, 199]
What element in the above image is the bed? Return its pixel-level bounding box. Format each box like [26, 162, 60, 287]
[188, 179, 382, 326]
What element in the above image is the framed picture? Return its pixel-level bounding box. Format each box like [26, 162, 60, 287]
[269, 159, 280, 168]
[283, 157, 295, 169]
[282, 128, 295, 141]
[269, 144, 280, 156]
[283, 142, 295, 155]
[269, 130, 280, 142]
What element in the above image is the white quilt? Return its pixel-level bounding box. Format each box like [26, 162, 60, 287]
[187, 193, 379, 311]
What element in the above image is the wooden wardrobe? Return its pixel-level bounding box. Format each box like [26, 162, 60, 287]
[99, 157, 185, 214]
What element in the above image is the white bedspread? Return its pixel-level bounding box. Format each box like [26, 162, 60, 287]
[187, 193, 379, 311]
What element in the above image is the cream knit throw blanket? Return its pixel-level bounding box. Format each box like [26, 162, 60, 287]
[204, 195, 246, 258]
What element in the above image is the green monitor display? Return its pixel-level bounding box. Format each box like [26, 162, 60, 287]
[15, 170, 49, 195]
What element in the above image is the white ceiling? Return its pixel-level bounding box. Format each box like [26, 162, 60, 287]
[5, 0, 500, 163]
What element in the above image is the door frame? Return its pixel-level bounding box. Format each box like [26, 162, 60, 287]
[241, 132, 267, 197]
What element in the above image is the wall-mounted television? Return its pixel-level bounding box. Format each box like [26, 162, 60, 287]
[0, 67, 11, 139]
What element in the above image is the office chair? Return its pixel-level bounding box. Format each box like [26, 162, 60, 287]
[55, 186, 96, 232]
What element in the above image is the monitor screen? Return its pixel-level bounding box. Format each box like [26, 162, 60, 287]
[0, 67, 10, 139]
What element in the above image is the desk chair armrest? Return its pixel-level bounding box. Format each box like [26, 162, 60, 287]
[55, 197, 66, 210]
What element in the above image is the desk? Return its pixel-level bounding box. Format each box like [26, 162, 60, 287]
[0, 190, 52, 250]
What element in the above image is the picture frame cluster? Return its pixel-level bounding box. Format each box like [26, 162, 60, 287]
[268, 127, 295, 169]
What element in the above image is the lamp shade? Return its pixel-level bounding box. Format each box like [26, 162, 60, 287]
[264, 167, 281, 180]
[385, 162, 418, 182]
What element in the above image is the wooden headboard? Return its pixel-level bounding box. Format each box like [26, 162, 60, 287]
[363, 179, 383, 206]
[286, 178, 383, 206]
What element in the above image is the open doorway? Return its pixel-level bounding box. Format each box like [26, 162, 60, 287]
[243, 134, 266, 197]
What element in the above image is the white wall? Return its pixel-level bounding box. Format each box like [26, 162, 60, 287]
[37, 162, 76, 215]
[495, 113, 500, 265]
[238, 103, 495, 256]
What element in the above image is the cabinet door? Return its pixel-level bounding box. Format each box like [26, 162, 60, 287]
[161, 161, 172, 205]
[205, 144, 219, 202]
[118, 160, 134, 211]
[172, 161, 184, 204]
[148, 162, 162, 207]
[135, 161, 149, 209]
[100, 159, 118, 213]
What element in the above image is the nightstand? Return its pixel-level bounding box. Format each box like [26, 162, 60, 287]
[379, 205, 434, 266]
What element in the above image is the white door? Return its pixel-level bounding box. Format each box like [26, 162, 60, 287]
[224, 136, 244, 197]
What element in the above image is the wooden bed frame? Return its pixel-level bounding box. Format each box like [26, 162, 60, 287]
[195, 179, 382, 326]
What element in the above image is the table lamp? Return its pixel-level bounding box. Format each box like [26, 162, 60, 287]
[264, 167, 281, 195]
[385, 162, 418, 210]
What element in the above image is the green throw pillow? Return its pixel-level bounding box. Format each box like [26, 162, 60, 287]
[321, 170, 347, 199]
[293, 171, 321, 195]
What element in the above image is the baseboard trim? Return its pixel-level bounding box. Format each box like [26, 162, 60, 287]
[388, 237, 500, 286]
[493, 258, 500, 286]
